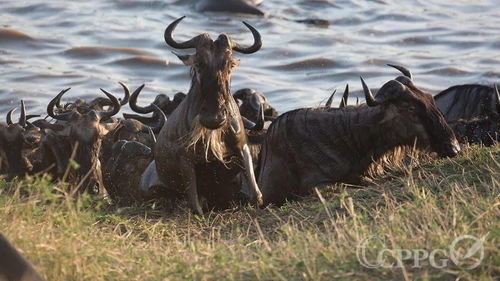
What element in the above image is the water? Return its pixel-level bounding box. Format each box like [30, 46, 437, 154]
[1, 0, 499, 117]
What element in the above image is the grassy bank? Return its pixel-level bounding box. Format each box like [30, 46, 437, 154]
[1, 145, 499, 281]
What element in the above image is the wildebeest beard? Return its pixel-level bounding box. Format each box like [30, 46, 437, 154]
[182, 115, 231, 164]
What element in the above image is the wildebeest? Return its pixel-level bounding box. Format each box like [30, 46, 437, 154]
[434, 84, 499, 121]
[434, 84, 499, 145]
[195, 0, 264, 15]
[0, 101, 42, 179]
[257, 65, 460, 205]
[42, 88, 121, 194]
[233, 88, 278, 123]
[155, 16, 264, 214]
[100, 85, 166, 164]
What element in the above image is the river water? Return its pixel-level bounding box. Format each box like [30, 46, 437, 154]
[0, 0, 499, 116]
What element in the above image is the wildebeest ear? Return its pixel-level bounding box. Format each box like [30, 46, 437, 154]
[172, 52, 194, 66]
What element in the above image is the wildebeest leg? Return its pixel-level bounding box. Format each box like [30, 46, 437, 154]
[179, 158, 203, 215]
[241, 144, 263, 206]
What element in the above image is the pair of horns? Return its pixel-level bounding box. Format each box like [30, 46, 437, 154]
[326, 84, 350, 108]
[47, 87, 121, 121]
[360, 64, 413, 107]
[164, 16, 262, 54]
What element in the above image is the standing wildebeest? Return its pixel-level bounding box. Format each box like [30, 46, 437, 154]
[155, 16, 264, 214]
[257, 65, 460, 205]
[434, 84, 499, 145]
[43, 88, 121, 194]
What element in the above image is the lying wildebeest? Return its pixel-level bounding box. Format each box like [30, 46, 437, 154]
[0, 233, 45, 281]
[434, 84, 499, 145]
[195, 0, 264, 15]
[155, 16, 264, 214]
[233, 88, 278, 123]
[0, 101, 42, 179]
[257, 65, 460, 205]
[42, 88, 121, 194]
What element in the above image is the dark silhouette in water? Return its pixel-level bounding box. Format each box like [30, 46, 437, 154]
[196, 0, 264, 15]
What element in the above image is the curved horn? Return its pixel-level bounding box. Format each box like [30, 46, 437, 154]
[98, 88, 121, 121]
[128, 84, 154, 114]
[47, 88, 71, 120]
[495, 84, 500, 114]
[325, 89, 336, 108]
[6, 108, 16, 125]
[252, 104, 265, 131]
[118, 82, 130, 105]
[19, 100, 26, 127]
[360, 77, 378, 107]
[164, 16, 198, 49]
[242, 117, 256, 130]
[339, 84, 349, 108]
[150, 104, 167, 134]
[387, 64, 412, 80]
[232, 22, 262, 54]
[147, 127, 157, 145]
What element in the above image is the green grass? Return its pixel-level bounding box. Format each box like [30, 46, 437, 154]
[1, 145, 499, 281]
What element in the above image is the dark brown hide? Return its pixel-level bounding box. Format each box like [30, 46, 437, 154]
[434, 84, 499, 121]
[103, 140, 153, 204]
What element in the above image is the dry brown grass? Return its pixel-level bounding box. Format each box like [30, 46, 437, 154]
[1, 144, 499, 280]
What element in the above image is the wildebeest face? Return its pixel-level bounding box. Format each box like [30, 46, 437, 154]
[363, 66, 460, 157]
[396, 79, 459, 157]
[165, 16, 262, 130]
[177, 34, 238, 129]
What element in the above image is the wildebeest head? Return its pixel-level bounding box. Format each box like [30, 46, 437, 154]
[362, 64, 460, 157]
[164, 16, 262, 129]
[45, 88, 121, 193]
[233, 88, 278, 123]
[0, 101, 42, 178]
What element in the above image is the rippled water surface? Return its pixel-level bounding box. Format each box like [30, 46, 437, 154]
[1, 0, 499, 116]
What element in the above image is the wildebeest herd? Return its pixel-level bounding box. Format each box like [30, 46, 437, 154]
[1, 17, 499, 215]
